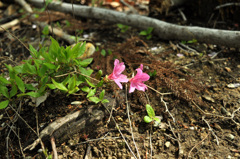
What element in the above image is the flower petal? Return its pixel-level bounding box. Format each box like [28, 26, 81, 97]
[115, 80, 123, 89]
[129, 82, 136, 93]
[117, 74, 129, 83]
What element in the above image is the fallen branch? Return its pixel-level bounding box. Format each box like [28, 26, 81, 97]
[27, 0, 240, 48]
[0, 19, 20, 32]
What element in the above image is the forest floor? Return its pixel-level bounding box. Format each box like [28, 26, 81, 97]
[0, 1, 240, 159]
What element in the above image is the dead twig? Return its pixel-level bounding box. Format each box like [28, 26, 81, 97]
[125, 84, 141, 159]
[51, 136, 58, 159]
[0, 19, 20, 32]
[202, 116, 219, 146]
[15, 0, 33, 13]
[187, 132, 210, 159]
[161, 96, 175, 123]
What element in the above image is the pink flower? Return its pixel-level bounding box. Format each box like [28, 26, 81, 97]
[129, 64, 150, 93]
[108, 59, 128, 89]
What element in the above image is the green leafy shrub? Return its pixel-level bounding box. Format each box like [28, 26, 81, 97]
[0, 37, 108, 109]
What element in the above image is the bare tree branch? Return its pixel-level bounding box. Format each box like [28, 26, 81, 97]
[27, 0, 240, 48]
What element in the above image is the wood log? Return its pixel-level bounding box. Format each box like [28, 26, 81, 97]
[27, 0, 240, 48]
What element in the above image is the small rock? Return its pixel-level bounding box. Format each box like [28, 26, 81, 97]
[227, 134, 235, 140]
[226, 155, 232, 159]
[225, 67, 232, 72]
[165, 141, 171, 148]
[202, 95, 215, 102]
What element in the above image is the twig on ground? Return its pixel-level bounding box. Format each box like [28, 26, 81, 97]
[178, 8, 187, 22]
[168, 121, 183, 157]
[18, 128, 25, 158]
[15, 0, 33, 13]
[77, 136, 121, 145]
[187, 132, 210, 159]
[202, 116, 219, 145]
[102, 102, 138, 159]
[161, 96, 175, 123]
[147, 85, 172, 96]
[84, 145, 92, 159]
[107, 96, 116, 124]
[0, 19, 20, 32]
[192, 101, 240, 126]
[50, 136, 58, 159]
[149, 129, 153, 159]
[120, 0, 138, 14]
[177, 43, 200, 55]
[24, 111, 82, 151]
[215, 3, 240, 10]
[125, 84, 141, 159]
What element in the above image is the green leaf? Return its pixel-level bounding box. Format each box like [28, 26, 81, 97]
[0, 100, 9, 109]
[49, 37, 60, 61]
[96, 79, 104, 87]
[62, 75, 70, 86]
[68, 87, 79, 94]
[144, 116, 153, 123]
[25, 91, 42, 98]
[70, 42, 86, 59]
[14, 65, 25, 74]
[42, 25, 49, 35]
[43, 63, 57, 70]
[40, 76, 49, 86]
[89, 97, 101, 104]
[29, 44, 38, 58]
[4, 64, 14, 72]
[68, 75, 76, 91]
[78, 58, 93, 67]
[10, 84, 18, 98]
[85, 79, 95, 87]
[87, 88, 96, 98]
[146, 35, 152, 40]
[51, 78, 68, 92]
[78, 67, 93, 76]
[0, 85, 9, 98]
[153, 117, 161, 124]
[99, 90, 105, 100]
[15, 75, 25, 93]
[101, 49, 106, 56]
[146, 104, 155, 118]
[0, 76, 10, 85]
[25, 84, 37, 91]
[81, 86, 90, 93]
[147, 27, 154, 34]
[139, 30, 147, 36]
[38, 65, 48, 77]
[101, 99, 109, 104]
[24, 62, 37, 74]
[47, 84, 56, 89]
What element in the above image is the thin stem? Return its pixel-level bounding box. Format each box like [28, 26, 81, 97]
[146, 85, 172, 96]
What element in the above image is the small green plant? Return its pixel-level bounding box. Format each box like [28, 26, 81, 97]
[101, 49, 106, 56]
[181, 39, 198, 44]
[41, 25, 49, 38]
[117, 24, 129, 33]
[65, 20, 71, 27]
[148, 70, 157, 78]
[139, 27, 154, 40]
[0, 37, 109, 109]
[101, 49, 112, 57]
[144, 104, 161, 127]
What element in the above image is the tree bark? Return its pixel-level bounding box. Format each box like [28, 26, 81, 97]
[27, 0, 240, 48]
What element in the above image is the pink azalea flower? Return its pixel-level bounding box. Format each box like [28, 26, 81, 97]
[129, 64, 150, 93]
[108, 59, 128, 89]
